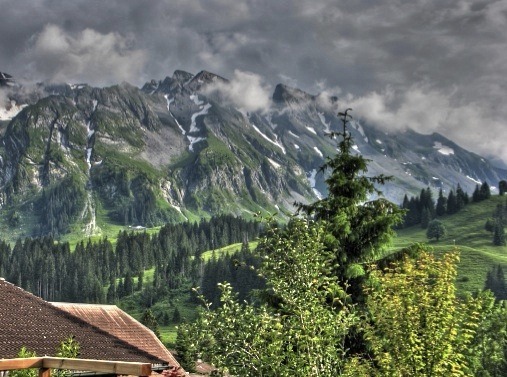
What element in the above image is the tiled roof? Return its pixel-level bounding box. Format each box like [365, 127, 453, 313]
[0, 278, 171, 366]
[51, 303, 179, 368]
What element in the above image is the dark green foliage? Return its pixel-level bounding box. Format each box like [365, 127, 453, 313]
[0, 215, 261, 304]
[175, 326, 197, 372]
[402, 195, 421, 227]
[299, 109, 404, 280]
[420, 207, 431, 229]
[435, 188, 447, 216]
[403, 185, 471, 227]
[426, 219, 447, 241]
[485, 264, 507, 300]
[499, 180, 507, 196]
[473, 181, 492, 203]
[140, 309, 161, 339]
[447, 189, 458, 215]
[172, 307, 182, 324]
[7, 209, 20, 227]
[38, 175, 86, 236]
[493, 220, 506, 246]
[456, 183, 469, 208]
[485, 218, 495, 232]
[419, 187, 435, 219]
[481, 181, 492, 200]
[200, 245, 264, 307]
[123, 271, 134, 296]
[91, 162, 172, 227]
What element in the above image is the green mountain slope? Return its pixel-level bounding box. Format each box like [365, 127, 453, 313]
[394, 194, 507, 292]
[0, 70, 505, 239]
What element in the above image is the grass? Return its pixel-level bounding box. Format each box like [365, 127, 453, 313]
[393, 195, 507, 293]
[199, 240, 259, 261]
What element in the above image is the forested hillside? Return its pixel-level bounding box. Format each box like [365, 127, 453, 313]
[0, 215, 260, 303]
[175, 110, 507, 376]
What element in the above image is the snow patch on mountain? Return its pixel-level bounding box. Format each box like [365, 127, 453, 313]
[190, 94, 204, 105]
[313, 146, 323, 158]
[190, 103, 211, 133]
[86, 148, 92, 165]
[317, 112, 331, 133]
[288, 131, 300, 139]
[252, 124, 286, 154]
[307, 169, 323, 199]
[188, 136, 205, 152]
[466, 175, 482, 185]
[268, 158, 281, 169]
[352, 121, 368, 143]
[306, 126, 317, 135]
[164, 95, 186, 135]
[294, 144, 300, 150]
[434, 141, 454, 156]
[352, 145, 360, 153]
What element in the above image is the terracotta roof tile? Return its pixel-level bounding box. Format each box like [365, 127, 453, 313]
[51, 303, 179, 368]
[0, 279, 172, 366]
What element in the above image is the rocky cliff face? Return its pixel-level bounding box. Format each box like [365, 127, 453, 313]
[0, 70, 504, 237]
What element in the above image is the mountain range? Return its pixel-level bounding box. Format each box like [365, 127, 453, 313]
[0, 70, 505, 238]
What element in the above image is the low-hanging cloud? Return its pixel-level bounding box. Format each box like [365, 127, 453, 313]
[203, 69, 272, 113]
[1, 0, 507, 163]
[343, 84, 507, 163]
[25, 24, 147, 86]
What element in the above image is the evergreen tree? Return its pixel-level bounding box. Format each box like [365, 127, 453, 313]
[435, 188, 447, 216]
[456, 183, 467, 210]
[137, 270, 144, 291]
[499, 180, 507, 196]
[485, 218, 495, 232]
[493, 220, 506, 246]
[447, 190, 457, 214]
[420, 207, 431, 229]
[106, 280, 117, 303]
[298, 109, 404, 282]
[494, 203, 505, 225]
[419, 188, 435, 218]
[172, 307, 182, 324]
[481, 181, 491, 200]
[123, 271, 134, 296]
[485, 264, 507, 300]
[403, 196, 421, 227]
[140, 309, 161, 339]
[473, 184, 481, 202]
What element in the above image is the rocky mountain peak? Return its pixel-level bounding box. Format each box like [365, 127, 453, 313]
[272, 83, 315, 105]
[172, 70, 194, 83]
[186, 70, 228, 91]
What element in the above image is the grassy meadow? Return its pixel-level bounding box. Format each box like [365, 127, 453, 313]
[393, 194, 507, 293]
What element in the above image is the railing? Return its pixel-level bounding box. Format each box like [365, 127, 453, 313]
[0, 357, 152, 377]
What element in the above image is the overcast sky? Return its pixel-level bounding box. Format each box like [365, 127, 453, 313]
[1, 0, 506, 164]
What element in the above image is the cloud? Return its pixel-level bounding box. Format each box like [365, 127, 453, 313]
[25, 24, 147, 86]
[343, 84, 507, 163]
[0, 0, 506, 162]
[203, 69, 272, 112]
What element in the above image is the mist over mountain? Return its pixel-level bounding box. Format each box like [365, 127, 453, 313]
[0, 70, 504, 238]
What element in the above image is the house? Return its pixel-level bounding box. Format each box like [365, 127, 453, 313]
[0, 278, 181, 375]
[51, 303, 177, 367]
